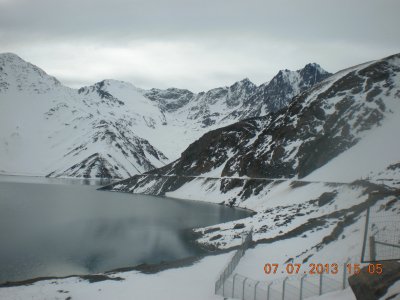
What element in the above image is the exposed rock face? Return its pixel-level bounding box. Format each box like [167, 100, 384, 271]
[145, 64, 331, 128]
[237, 63, 331, 119]
[143, 87, 194, 112]
[349, 261, 400, 300]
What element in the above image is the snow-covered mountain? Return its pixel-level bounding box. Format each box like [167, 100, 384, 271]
[0, 52, 329, 178]
[106, 53, 400, 198]
[0, 53, 169, 178]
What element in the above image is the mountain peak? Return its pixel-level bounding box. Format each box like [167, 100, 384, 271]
[302, 62, 329, 75]
[76, 79, 143, 97]
[0, 52, 61, 93]
[98, 79, 135, 86]
[91, 79, 140, 91]
[304, 62, 320, 68]
[239, 62, 332, 117]
[0, 52, 25, 62]
[240, 77, 252, 83]
[229, 77, 256, 90]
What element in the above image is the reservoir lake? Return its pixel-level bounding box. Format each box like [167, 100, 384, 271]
[0, 175, 251, 283]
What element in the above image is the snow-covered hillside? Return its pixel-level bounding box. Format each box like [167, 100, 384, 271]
[0, 53, 330, 179]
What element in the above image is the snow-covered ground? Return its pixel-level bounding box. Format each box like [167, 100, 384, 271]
[306, 288, 356, 300]
[0, 252, 233, 300]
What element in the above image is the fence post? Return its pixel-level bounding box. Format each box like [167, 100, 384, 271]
[232, 274, 238, 298]
[343, 259, 350, 289]
[300, 274, 307, 300]
[319, 272, 323, 295]
[282, 277, 288, 300]
[361, 206, 370, 262]
[370, 236, 377, 261]
[254, 281, 260, 300]
[222, 270, 226, 296]
[242, 277, 248, 300]
[267, 282, 273, 300]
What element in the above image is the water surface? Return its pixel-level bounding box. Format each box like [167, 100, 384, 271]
[0, 176, 251, 283]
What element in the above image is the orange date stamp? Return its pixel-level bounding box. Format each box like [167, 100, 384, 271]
[263, 263, 383, 275]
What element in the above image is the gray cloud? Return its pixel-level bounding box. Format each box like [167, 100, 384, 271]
[1, 0, 399, 91]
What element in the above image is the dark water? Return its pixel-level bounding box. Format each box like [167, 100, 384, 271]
[0, 176, 251, 283]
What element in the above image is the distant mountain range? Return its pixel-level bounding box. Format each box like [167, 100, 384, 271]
[0, 52, 330, 178]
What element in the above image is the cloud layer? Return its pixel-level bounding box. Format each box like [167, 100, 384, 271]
[1, 0, 399, 91]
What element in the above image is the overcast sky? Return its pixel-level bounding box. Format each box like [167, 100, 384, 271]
[1, 0, 399, 92]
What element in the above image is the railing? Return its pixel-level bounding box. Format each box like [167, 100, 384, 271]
[362, 205, 400, 262]
[224, 264, 351, 300]
[216, 249, 359, 300]
[215, 229, 253, 295]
